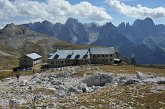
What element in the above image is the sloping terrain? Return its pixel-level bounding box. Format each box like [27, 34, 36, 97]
[0, 45, 21, 69]
[0, 23, 90, 69]
[0, 65, 164, 108]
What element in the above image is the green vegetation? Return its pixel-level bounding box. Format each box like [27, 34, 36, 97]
[33, 88, 55, 95]
[55, 85, 165, 109]
[0, 71, 14, 79]
[96, 65, 165, 75]
[0, 45, 20, 70]
[72, 65, 165, 77]
[0, 65, 165, 79]
[0, 69, 41, 79]
[17, 84, 165, 109]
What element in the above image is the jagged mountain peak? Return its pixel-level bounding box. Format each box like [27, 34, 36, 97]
[118, 22, 125, 28]
[42, 20, 51, 23]
[105, 22, 114, 26]
[1, 23, 28, 36]
[3, 23, 16, 30]
[42, 20, 53, 26]
[103, 22, 117, 30]
[133, 17, 155, 27]
[65, 18, 79, 25]
[126, 23, 131, 27]
[144, 17, 154, 22]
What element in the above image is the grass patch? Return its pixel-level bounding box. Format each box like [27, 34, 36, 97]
[96, 65, 165, 75]
[0, 56, 19, 70]
[55, 84, 165, 109]
[71, 65, 165, 77]
[0, 68, 41, 79]
[0, 71, 14, 79]
[33, 88, 55, 95]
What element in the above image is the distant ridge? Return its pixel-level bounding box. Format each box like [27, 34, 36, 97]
[17, 18, 165, 64]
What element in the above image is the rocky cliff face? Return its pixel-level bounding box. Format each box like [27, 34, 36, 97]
[23, 18, 91, 44]
[94, 22, 132, 47]
[57, 18, 89, 44]
[118, 17, 165, 49]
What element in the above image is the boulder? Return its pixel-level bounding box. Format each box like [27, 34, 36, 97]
[33, 94, 44, 101]
[157, 78, 165, 84]
[78, 83, 89, 93]
[118, 76, 128, 84]
[123, 79, 139, 85]
[136, 72, 145, 80]
[80, 106, 88, 109]
[51, 81, 63, 86]
[68, 87, 82, 94]
[143, 77, 165, 84]
[56, 72, 71, 78]
[9, 98, 25, 106]
[19, 80, 28, 86]
[56, 90, 66, 97]
[82, 73, 113, 87]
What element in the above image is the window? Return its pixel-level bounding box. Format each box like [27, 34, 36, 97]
[98, 55, 100, 57]
[61, 61, 64, 64]
[102, 55, 104, 57]
[51, 61, 54, 64]
[105, 55, 108, 57]
[110, 59, 112, 61]
[110, 55, 112, 57]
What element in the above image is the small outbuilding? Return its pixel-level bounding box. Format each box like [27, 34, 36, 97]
[114, 58, 122, 64]
[19, 53, 42, 68]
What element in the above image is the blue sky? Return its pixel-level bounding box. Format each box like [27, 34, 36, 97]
[69, 0, 165, 25]
[0, 0, 165, 28]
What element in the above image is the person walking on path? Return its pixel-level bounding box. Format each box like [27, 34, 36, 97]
[16, 73, 20, 82]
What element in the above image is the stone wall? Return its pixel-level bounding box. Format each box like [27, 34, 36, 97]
[90, 54, 114, 64]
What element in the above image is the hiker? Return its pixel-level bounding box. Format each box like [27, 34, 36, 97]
[16, 73, 20, 82]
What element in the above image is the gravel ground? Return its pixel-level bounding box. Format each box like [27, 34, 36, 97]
[0, 66, 165, 108]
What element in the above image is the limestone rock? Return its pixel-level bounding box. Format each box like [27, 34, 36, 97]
[82, 73, 113, 87]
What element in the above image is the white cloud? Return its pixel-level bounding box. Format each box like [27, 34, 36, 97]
[0, 0, 112, 27]
[106, 0, 165, 18]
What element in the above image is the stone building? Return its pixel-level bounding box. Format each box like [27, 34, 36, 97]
[90, 47, 116, 64]
[19, 53, 42, 68]
[48, 47, 118, 68]
[48, 49, 90, 68]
